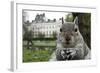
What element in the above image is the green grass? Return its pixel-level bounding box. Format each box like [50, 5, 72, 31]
[33, 40, 56, 46]
[23, 40, 56, 47]
[23, 40, 56, 62]
[23, 48, 55, 62]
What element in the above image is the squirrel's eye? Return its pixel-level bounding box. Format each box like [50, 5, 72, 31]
[60, 28, 62, 32]
[74, 28, 77, 32]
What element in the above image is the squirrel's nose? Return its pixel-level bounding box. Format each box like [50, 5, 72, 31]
[66, 36, 71, 41]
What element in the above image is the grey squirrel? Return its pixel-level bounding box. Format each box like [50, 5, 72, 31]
[50, 17, 91, 61]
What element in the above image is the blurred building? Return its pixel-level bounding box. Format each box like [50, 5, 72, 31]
[32, 22, 62, 38]
[23, 13, 62, 38]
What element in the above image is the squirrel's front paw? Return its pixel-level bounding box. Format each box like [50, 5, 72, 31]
[63, 48, 76, 60]
[67, 49, 76, 60]
[56, 48, 77, 60]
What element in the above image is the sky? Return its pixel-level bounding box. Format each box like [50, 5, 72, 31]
[23, 10, 69, 22]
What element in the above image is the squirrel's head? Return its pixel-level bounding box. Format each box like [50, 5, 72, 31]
[59, 17, 80, 48]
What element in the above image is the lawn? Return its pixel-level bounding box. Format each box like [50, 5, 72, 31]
[23, 40, 56, 62]
[33, 40, 56, 46]
[23, 48, 55, 62]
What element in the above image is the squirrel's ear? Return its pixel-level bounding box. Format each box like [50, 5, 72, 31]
[74, 17, 78, 25]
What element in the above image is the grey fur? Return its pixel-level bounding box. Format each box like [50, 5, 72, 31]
[50, 17, 91, 61]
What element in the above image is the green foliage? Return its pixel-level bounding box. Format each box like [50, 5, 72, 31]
[65, 13, 73, 22]
[23, 21, 34, 41]
[23, 31, 33, 41]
